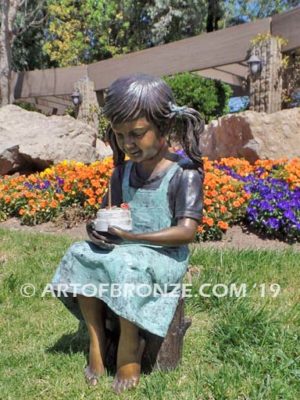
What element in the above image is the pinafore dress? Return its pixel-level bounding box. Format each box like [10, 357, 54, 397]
[51, 161, 189, 337]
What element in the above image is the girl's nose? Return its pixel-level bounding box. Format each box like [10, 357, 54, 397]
[124, 136, 136, 149]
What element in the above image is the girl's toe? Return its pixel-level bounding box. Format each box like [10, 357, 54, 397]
[112, 376, 140, 394]
[84, 366, 101, 386]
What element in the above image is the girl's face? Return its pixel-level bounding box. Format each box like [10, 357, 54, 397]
[112, 117, 166, 162]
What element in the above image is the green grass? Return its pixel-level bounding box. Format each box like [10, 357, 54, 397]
[0, 228, 299, 399]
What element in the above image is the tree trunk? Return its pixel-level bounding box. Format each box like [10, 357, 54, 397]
[206, 0, 222, 33]
[0, 1, 19, 106]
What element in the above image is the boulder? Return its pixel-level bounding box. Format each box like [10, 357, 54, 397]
[200, 108, 300, 163]
[0, 105, 112, 175]
[95, 138, 114, 159]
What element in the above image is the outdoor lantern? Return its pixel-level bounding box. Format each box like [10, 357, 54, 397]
[71, 89, 82, 106]
[247, 55, 263, 76]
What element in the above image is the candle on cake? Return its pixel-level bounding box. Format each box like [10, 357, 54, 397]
[94, 183, 132, 232]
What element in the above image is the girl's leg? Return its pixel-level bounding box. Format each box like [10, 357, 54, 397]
[77, 295, 106, 385]
[112, 316, 145, 394]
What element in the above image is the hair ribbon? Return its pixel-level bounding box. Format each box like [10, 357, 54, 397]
[168, 102, 188, 115]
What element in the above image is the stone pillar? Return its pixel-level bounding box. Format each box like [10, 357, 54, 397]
[249, 36, 282, 113]
[74, 77, 101, 131]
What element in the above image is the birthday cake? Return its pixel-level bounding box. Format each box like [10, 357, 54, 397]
[94, 204, 132, 232]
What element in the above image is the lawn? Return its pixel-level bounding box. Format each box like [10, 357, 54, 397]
[0, 228, 299, 399]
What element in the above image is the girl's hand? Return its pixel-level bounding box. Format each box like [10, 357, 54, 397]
[86, 221, 122, 250]
[107, 226, 136, 241]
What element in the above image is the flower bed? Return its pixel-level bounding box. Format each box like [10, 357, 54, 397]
[0, 158, 113, 225]
[0, 157, 299, 242]
[216, 158, 300, 242]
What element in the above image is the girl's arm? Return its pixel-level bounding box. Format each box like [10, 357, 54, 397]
[108, 217, 199, 246]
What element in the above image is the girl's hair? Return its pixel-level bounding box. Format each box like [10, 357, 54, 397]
[103, 73, 204, 170]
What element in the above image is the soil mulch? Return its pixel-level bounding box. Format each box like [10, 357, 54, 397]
[0, 218, 299, 252]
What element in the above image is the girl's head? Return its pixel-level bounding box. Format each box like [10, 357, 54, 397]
[103, 73, 204, 170]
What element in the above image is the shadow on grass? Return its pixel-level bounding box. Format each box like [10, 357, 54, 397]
[47, 320, 119, 375]
[47, 320, 89, 355]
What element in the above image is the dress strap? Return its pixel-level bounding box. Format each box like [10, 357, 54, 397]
[122, 161, 133, 202]
[158, 163, 180, 194]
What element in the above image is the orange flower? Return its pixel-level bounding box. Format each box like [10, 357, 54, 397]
[50, 200, 58, 208]
[96, 188, 103, 196]
[217, 194, 226, 202]
[56, 194, 65, 201]
[197, 226, 204, 233]
[227, 192, 237, 199]
[40, 200, 48, 209]
[203, 216, 214, 227]
[87, 198, 96, 206]
[4, 195, 11, 204]
[204, 198, 213, 206]
[232, 200, 241, 208]
[84, 188, 94, 198]
[91, 179, 100, 188]
[218, 221, 229, 230]
[220, 205, 227, 213]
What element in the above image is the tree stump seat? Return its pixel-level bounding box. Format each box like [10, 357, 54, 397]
[104, 297, 192, 373]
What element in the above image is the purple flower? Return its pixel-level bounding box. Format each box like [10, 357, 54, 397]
[260, 200, 273, 211]
[56, 176, 64, 186]
[284, 210, 297, 223]
[247, 208, 258, 220]
[278, 201, 290, 210]
[24, 182, 33, 190]
[265, 217, 280, 230]
[41, 180, 51, 189]
[217, 163, 300, 239]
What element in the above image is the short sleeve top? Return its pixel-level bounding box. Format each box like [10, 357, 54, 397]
[101, 153, 204, 223]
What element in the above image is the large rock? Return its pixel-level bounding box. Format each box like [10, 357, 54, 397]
[0, 105, 112, 175]
[200, 108, 300, 162]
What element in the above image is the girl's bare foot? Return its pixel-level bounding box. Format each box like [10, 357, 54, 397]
[84, 365, 103, 386]
[77, 295, 106, 386]
[84, 340, 107, 386]
[112, 336, 145, 394]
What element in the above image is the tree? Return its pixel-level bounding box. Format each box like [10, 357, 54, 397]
[0, 1, 19, 105]
[0, 0, 47, 106]
[221, 0, 299, 27]
[43, 0, 152, 67]
[12, 9, 54, 71]
[206, 0, 223, 32]
[43, 0, 209, 67]
[148, 0, 207, 45]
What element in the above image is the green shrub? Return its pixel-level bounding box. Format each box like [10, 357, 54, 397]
[14, 102, 42, 113]
[164, 72, 233, 123]
[98, 113, 109, 140]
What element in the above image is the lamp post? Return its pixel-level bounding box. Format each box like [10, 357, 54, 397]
[247, 55, 263, 76]
[71, 89, 82, 107]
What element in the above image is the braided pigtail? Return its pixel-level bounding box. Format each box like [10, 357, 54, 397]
[104, 125, 125, 167]
[168, 102, 204, 171]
